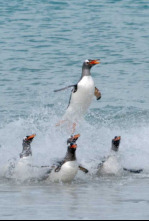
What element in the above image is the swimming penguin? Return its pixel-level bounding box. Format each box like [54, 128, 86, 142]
[97, 136, 122, 176]
[3, 134, 36, 179]
[97, 136, 143, 176]
[43, 134, 88, 183]
[14, 134, 36, 177]
[55, 59, 101, 133]
[20, 134, 36, 159]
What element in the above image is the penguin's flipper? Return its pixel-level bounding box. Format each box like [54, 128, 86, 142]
[53, 160, 65, 173]
[32, 165, 51, 169]
[97, 162, 104, 171]
[98, 157, 107, 168]
[54, 85, 75, 93]
[55, 165, 62, 173]
[79, 165, 89, 174]
[46, 163, 64, 175]
[41, 166, 51, 168]
[123, 168, 143, 174]
[39, 162, 62, 176]
[95, 87, 101, 100]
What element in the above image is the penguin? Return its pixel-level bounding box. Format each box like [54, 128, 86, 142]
[43, 134, 88, 183]
[97, 136, 122, 176]
[55, 59, 101, 133]
[20, 134, 36, 159]
[13, 134, 37, 179]
[3, 134, 36, 179]
[97, 136, 143, 176]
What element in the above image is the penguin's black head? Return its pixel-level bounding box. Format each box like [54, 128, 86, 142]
[22, 134, 36, 148]
[67, 134, 80, 152]
[83, 59, 100, 70]
[112, 136, 121, 152]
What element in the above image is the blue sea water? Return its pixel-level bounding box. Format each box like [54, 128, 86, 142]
[0, 0, 149, 220]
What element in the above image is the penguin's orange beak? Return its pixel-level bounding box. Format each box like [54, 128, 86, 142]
[73, 134, 80, 140]
[70, 144, 78, 149]
[26, 134, 36, 141]
[89, 60, 100, 65]
[114, 136, 121, 142]
[69, 134, 80, 149]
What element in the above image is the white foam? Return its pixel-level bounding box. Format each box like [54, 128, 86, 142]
[0, 107, 149, 183]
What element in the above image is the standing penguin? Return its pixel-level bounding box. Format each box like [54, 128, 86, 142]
[55, 59, 101, 132]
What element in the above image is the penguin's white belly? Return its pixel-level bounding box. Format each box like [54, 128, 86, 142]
[97, 156, 121, 176]
[14, 157, 33, 179]
[16, 157, 32, 169]
[49, 161, 78, 183]
[64, 76, 95, 121]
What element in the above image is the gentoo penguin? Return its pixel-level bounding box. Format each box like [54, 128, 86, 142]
[97, 136, 143, 176]
[15, 134, 36, 177]
[43, 134, 88, 183]
[20, 134, 36, 159]
[55, 59, 101, 133]
[97, 136, 122, 176]
[3, 134, 36, 179]
[110, 136, 143, 174]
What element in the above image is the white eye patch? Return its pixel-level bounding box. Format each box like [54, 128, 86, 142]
[85, 59, 89, 63]
[23, 136, 28, 142]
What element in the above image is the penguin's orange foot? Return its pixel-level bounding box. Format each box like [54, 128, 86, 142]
[72, 123, 77, 134]
[56, 120, 66, 127]
[95, 87, 101, 100]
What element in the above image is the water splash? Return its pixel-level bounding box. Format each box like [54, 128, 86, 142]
[0, 105, 149, 183]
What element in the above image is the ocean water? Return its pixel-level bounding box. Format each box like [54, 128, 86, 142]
[0, 0, 149, 220]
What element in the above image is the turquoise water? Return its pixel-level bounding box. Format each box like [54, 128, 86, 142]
[0, 0, 149, 220]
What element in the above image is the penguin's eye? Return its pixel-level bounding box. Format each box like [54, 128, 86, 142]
[86, 61, 89, 65]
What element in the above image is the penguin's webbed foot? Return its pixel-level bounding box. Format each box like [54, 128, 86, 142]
[95, 87, 101, 100]
[72, 123, 77, 134]
[56, 120, 66, 127]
